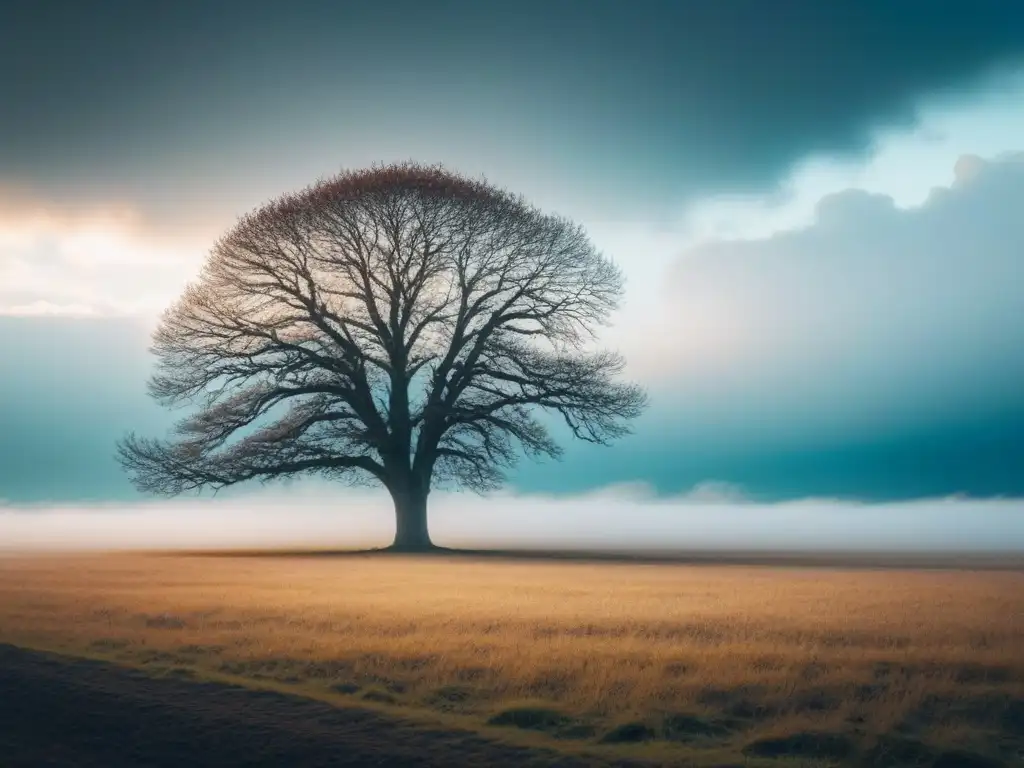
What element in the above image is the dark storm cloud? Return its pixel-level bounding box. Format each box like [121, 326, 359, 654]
[3, 0, 1024, 215]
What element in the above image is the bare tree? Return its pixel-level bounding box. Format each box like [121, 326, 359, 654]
[118, 163, 647, 550]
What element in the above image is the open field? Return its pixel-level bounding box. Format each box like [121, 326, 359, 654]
[1, 552, 1022, 766]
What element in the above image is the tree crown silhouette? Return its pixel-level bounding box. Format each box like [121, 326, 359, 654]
[118, 162, 647, 549]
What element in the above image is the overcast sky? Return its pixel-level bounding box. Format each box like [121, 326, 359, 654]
[2, 1, 1023, 548]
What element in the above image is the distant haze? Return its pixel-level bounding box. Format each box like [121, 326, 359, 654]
[2, 485, 1022, 554]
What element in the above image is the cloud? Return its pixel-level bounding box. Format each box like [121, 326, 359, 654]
[627, 153, 1024, 442]
[0, 191, 209, 317]
[0, 301, 101, 317]
[1, 485, 1022, 553]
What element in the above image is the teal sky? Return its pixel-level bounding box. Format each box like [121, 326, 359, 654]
[2, 1, 1024, 526]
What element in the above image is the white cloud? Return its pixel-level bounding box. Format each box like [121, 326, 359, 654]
[0, 193, 209, 317]
[606, 152, 1024, 449]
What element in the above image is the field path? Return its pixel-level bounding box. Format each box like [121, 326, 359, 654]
[0, 644, 645, 768]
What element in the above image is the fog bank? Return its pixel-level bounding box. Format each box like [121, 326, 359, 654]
[2, 485, 1021, 554]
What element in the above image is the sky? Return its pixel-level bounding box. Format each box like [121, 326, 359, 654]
[2, 1, 1023, 549]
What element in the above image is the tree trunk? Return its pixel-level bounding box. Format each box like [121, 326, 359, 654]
[389, 483, 433, 551]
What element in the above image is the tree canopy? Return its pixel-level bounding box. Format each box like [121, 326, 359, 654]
[118, 162, 647, 549]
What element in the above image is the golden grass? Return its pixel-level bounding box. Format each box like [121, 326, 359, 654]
[1, 552, 1021, 764]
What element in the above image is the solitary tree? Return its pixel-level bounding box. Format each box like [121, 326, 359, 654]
[118, 163, 647, 550]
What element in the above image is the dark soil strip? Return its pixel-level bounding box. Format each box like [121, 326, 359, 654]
[0, 644, 645, 768]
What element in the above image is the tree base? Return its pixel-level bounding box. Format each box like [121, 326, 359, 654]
[380, 542, 448, 554]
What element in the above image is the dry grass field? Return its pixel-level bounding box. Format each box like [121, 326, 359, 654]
[0, 552, 1022, 766]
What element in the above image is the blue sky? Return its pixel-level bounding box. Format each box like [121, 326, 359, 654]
[1, 1, 1023, 547]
